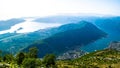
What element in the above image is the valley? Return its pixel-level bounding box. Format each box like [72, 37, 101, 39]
[0, 15, 120, 68]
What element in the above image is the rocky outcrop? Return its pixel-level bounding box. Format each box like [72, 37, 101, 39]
[57, 50, 86, 60]
[108, 41, 120, 51]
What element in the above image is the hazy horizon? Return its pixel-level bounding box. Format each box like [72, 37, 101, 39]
[0, 0, 120, 20]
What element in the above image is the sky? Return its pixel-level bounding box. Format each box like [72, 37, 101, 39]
[0, 0, 120, 20]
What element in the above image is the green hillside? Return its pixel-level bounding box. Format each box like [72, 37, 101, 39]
[57, 49, 120, 68]
[0, 47, 120, 68]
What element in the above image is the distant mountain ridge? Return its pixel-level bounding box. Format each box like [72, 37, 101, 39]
[0, 18, 61, 34]
[23, 21, 106, 57]
[0, 19, 25, 31]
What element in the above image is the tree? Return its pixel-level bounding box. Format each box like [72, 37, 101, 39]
[22, 58, 36, 68]
[43, 54, 56, 67]
[21, 47, 41, 68]
[22, 58, 41, 68]
[28, 47, 38, 58]
[3, 54, 14, 63]
[16, 52, 25, 65]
